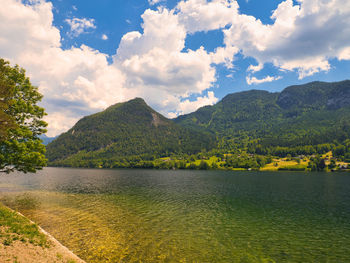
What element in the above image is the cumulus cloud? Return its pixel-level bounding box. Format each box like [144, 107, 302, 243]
[101, 34, 108, 40]
[114, 8, 217, 113]
[246, 75, 282, 85]
[0, 0, 61, 59]
[65, 17, 96, 37]
[223, 0, 350, 78]
[116, 9, 186, 60]
[176, 0, 350, 79]
[247, 63, 263, 73]
[210, 46, 238, 68]
[148, 0, 164, 6]
[177, 91, 218, 115]
[176, 0, 238, 33]
[338, 47, 350, 60]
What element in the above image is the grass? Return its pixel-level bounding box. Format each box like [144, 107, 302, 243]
[260, 158, 309, 171]
[192, 156, 219, 166]
[0, 200, 48, 247]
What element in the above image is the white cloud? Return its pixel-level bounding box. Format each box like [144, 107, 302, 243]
[338, 47, 350, 60]
[148, 0, 164, 6]
[114, 8, 217, 113]
[247, 63, 263, 73]
[0, 0, 61, 59]
[223, 0, 350, 78]
[177, 91, 218, 115]
[246, 75, 282, 85]
[116, 9, 186, 61]
[65, 17, 96, 37]
[210, 46, 238, 68]
[102, 34, 108, 40]
[44, 112, 80, 137]
[175, 0, 350, 77]
[177, 0, 238, 33]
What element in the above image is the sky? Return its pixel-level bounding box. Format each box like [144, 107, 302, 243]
[1, 0, 350, 136]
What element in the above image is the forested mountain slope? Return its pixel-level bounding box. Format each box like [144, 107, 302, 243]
[46, 98, 215, 167]
[175, 80, 350, 154]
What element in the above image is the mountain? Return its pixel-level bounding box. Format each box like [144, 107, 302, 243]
[175, 89, 280, 134]
[39, 134, 57, 145]
[175, 80, 350, 153]
[46, 98, 215, 167]
[46, 80, 350, 168]
[277, 80, 350, 110]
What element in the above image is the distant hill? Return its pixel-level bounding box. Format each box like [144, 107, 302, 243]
[175, 80, 350, 153]
[46, 98, 215, 167]
[39, 134, 57, 145]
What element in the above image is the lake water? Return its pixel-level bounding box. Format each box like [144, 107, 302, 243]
[0, 168, 349, 262]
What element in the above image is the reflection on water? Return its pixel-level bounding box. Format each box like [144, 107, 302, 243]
[0, 168, 350, 262]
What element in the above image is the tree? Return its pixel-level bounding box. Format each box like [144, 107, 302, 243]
[328, 159, 336, 170]
[308, 156, 326, 171]
[198, 160, 210, 170]
[0, 60, 16, 141]
[0, 58, 47, 173]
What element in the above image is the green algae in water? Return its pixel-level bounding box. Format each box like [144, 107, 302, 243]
[0, 168, 350, 262]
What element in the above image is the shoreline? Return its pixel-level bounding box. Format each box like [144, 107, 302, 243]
[0, 205, 86, 263]
[46, 165, 350, 173]
[17, 210, 86, 263]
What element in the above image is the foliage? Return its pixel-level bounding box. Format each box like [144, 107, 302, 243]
[308, 156, 327, 171]
[221, 153, 272, 170]
[198, 160, 210, 170]
[0, 58, 47, 173]
[0, 59, 16, 141]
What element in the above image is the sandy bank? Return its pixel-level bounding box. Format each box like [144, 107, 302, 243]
[0, 208, 86, 263]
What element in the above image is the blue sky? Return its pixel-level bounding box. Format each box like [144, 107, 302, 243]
[1, 0, 350, 136]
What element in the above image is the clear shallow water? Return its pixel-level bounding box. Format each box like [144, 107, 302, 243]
[0, 168, 350, 262]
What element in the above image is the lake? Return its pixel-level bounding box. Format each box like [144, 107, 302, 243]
[0, 168, 349, 262]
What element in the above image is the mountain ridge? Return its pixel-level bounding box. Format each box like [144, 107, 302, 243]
[46, 79, 350, 168]
[46, 97, 215, 167]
